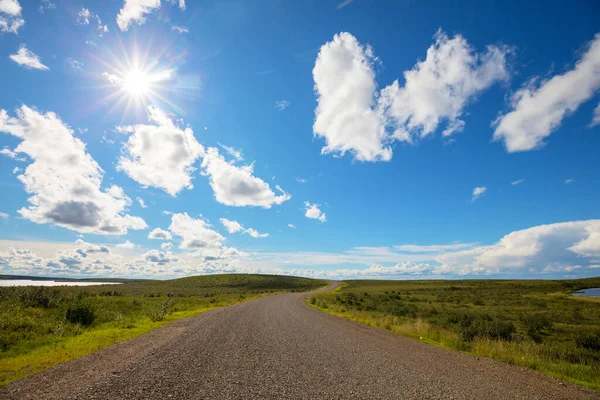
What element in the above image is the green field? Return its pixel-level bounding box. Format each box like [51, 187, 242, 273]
[0, 274, 326, 386]
[309, 277, 600, 390]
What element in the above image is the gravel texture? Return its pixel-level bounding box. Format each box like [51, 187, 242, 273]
[2, 283, 599, 399]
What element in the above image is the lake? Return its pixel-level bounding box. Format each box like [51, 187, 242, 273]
[572, 288, 600, 298]
[0, 280, 122, 287]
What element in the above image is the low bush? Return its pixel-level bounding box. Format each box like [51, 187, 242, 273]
[65, 299, 96, 326]
[575, 331, 600, 352]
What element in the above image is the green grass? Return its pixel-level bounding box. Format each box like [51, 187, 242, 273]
[0, 274, 326, 386]
[309, 277, 600, 391]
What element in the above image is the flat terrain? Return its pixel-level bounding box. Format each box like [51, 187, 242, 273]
[312, 278, 600, 389]
[2, 283, 598, 400]
[0, 274, 326, 385]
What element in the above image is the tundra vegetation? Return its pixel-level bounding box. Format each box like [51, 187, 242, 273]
[309, 278, 600, 390]
[0, 274, 326, 386]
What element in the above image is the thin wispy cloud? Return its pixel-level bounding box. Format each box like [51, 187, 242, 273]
[10, 46, 49, 70]
[274, 100, 290, 111]
[337, 0, 353, 9]
[472, 186, 487, 201]
[512, 178, 525, 186]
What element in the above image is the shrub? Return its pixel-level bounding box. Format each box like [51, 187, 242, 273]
[521, 314, 553, 342]
[65, 299, 96, 326]
[147, 299, 175, 322]
[575, 331, 600, 352]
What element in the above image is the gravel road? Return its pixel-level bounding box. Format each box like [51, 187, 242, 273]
[2, 283, 598, 399]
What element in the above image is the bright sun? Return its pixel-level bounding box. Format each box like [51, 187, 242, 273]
[122, 70, 152, 96]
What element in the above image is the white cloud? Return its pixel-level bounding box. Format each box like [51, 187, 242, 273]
[591, 103, 600, 127]
[0, 212, 8, 219]
[136, 197, 147, 208]
[511, 178, 525, 186]
[0, 0, 21, 15]
[494, 34, 600, 152]
[296, 178, 307, 184]
[161, 242, 173, 251]
[274, 100, 290, 111]
[395, 243, 476, 253]
[1, 147, 25, 161]
[436, 220, 600, 275]
[76, 7, 107, 34]
[0, 0, 24, 33]
[304, 201, 326, 222]
[336, 0, 352, 9]
[117, 0, 185, 31]
[10, 46, 49, 70]
[220, 218, 269, 238]
[102, 72, 122, 84]
[148, 228, 172, 240]
[171, 25, 188, 34]
[77, 8, 92, 24]
[380, 30, 509, 143]
[3, 220, 600, 279]
[313, 30, 509, 162]
[68, 58, 84, 71]
[565, 178, 576, 184]
[220, 218, 243, 234]
[0, 106, 147, 235]
[472, 186, 487, 201]
[201, 147, 291, 208]
[288, 224, 296, 229]
[244, 228, 269, 239]
[168, 213, 228, 256]
[116, 240, 137, 249]
[117, 106, 205, 196]
[313, 32, 391, 162]
[38, 0, 55, 13]
[217, 142, 244, 161]
[116, 0, 160, 31]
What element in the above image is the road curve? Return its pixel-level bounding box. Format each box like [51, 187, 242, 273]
[2, 283, 598, 400]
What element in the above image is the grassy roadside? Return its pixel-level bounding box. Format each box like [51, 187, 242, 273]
[308, 278, 600, 391]
[0, 274, 326, 386]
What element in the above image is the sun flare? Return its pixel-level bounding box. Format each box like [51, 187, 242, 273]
[122, 69, 152, 96]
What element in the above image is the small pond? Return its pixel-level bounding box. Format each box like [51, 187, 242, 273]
[572, 288, 600, 298]
[0, 280, 122, 287]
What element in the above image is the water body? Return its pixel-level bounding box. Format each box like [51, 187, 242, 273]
[572, 288, 600, 298]
[0, 280, 122, 287]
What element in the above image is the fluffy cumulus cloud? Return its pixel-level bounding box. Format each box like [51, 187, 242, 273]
[0, 106, 147, 235]
[313, 32, 391, 162]
[494, 34, 600, 152]
[201, 148, 291, 208]
[116, 240, 137, 249]
[313, 30, 510, 162]
[0, 0, 24, 33]
[117, 106, 205, 196]
[9, 46, 49, 70]
[304, 201, 326, 222]
[379, 30, 509, 142]
[472, 186, 487, 201]
[436, 220, 600, 275]
[168, 212, 226, 252]
[148, 228, 172, 240]
[220, 218, 243, 234]
[117, 0, 185, 31]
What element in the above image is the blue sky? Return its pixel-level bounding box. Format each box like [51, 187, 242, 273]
[0, 0, 599, 279]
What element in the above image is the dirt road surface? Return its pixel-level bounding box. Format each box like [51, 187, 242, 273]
[2, 283, 598, 399]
